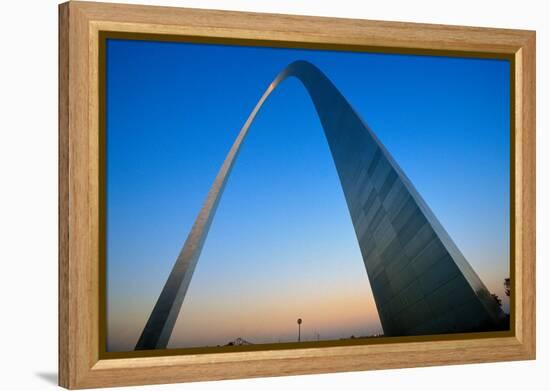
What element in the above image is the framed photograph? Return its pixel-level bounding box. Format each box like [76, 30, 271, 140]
[58, 1, 536, 389]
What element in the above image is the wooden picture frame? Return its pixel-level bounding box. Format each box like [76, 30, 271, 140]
[59, 1, 536, 389]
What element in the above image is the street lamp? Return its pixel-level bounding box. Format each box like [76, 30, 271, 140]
[297, 318, 302, 342]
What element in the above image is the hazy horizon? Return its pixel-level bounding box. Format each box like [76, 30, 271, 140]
[105, 39, 510, 351]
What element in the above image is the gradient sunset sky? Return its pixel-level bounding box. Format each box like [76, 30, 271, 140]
[105, 39, 510, 352]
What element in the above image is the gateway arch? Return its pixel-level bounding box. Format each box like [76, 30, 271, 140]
[135, 60, 505, 350]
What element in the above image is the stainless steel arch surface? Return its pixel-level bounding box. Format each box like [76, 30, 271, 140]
[134, 60, 505, 350]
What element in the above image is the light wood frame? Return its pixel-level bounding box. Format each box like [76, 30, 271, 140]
[59, 1, 536, 389]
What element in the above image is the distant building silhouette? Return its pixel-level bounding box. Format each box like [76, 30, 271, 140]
[225, 337, 253, 346]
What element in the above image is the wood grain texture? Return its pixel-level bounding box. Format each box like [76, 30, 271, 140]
[58, 1, 536, 388]
[58, 3, 70, 387]
[518, 35, 536, 353]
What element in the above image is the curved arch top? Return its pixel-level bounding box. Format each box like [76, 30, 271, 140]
[135, 61, 505, 350]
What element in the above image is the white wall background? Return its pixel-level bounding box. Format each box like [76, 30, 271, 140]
[0, 0, 546, 389]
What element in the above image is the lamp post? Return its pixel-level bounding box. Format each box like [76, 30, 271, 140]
[297, 318, 302, 342]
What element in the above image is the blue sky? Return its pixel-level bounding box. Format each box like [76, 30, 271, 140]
[105, 39, 510, 351]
